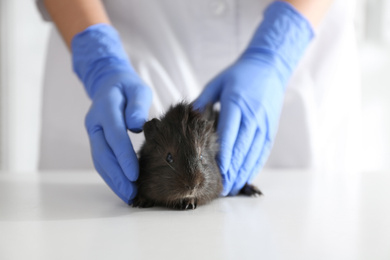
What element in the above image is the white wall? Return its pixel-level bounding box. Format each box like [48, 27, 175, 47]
[357, 0, 390, 171]
[0, 0, 50, 171]
[360, 44, 390, 171]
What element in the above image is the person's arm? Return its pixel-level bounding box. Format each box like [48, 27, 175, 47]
[44, 0, 110, 48]
[43, 0, 153, 204]
[194, 0, 334, 196]
[284, 0, 333, 28]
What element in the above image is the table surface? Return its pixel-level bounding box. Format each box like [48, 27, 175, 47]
[0, 170, 389, 260]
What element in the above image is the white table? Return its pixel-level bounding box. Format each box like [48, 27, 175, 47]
[0, 170, 389, 260]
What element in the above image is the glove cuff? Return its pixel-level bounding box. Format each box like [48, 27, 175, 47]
[242, 1, 314, 85]
[71, 23, 133, 98]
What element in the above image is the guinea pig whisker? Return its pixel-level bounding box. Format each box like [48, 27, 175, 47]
[164, 160, 177, 172]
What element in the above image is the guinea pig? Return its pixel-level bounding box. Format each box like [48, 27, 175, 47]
[132, 102, 262, 210]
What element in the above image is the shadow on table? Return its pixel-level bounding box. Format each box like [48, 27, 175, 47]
[0, 181, 140, 221]
[0, 173, 273, 222]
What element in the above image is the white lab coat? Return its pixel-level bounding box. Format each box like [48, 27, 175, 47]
[36, 0, 361, 173]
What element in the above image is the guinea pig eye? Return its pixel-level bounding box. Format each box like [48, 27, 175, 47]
[166, 153, 174, 163]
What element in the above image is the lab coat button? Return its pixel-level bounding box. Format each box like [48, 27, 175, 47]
[209, 0, 227, 16]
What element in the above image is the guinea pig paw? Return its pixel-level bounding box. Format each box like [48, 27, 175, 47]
[239, 184, 263, 197]
[181, 198, 197, 210]
[132, 197, 155, 208]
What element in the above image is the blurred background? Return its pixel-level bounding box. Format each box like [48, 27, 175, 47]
[0, 0, 389, 172]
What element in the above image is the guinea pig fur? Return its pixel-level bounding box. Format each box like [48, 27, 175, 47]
[132, 102, 262, 210]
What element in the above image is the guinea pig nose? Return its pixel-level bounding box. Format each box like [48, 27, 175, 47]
[185, 185, 192, 190]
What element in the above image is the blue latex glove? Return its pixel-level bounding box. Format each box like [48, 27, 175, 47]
[72, 24, 152, 204]
[193, 1, 314, 196]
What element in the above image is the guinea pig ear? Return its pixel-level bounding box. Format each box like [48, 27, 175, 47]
[143, 118, 161, 140]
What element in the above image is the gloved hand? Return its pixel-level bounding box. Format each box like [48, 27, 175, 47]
[193, 1, 313, 196]
[72, 24, 152, 204]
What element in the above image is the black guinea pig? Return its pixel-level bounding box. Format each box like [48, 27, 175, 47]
[132, 102, 261, 210]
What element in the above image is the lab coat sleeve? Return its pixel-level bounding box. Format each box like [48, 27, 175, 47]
[35, 0, 52, 21]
